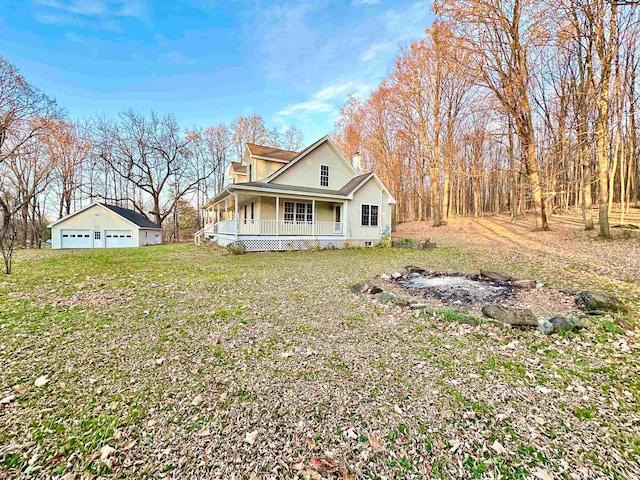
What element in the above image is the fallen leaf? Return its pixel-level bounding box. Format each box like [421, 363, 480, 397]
[532, 467, 554, 480]
[280, 351, 294, 358]
[368, 436, 384, 452]
[155, 358, 165, 366]
[99, 445, 116, 461]
[308, 455, 339, 474]
[34, 375, 49, 387]
[490, 440, 507, 455]
[119, 439, 136, 451]
[244, 430, 258, 444]
[393, 404, 403, 415]
[0, 394, 15, 405]
[191, 394, 203, 406]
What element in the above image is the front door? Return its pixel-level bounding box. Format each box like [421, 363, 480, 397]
[334, 205, 342, 233]
[93, 227, 103, 248]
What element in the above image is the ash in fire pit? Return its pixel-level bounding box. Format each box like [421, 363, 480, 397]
[400, 273, 513, 307]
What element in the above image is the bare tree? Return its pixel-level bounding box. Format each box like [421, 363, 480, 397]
[96, 111, 214, 227]
[0, 57, 57, 273]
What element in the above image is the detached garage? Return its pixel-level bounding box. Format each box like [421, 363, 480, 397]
[50, 203, 162, 250]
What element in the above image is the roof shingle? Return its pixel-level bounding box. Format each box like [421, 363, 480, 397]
[100, 204, 162, 229]
[246, 143, 299, 162]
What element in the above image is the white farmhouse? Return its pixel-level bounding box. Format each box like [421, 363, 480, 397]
[196, 136, 396, 251]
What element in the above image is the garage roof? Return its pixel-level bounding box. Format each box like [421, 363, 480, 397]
[49, 202, 162, 229]
[100, 204, 161, 229]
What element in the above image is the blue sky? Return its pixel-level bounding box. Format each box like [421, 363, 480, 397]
[0, 0, 432, 143]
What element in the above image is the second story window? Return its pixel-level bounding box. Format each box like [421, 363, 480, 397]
[248, 164, 252, 182]
[320, 165, 329, 186]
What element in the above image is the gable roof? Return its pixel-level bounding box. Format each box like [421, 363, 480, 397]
[246, 143, 299, 162]
[100, 204, 162, 229]
[230, 161, 246, 174]
[264, 136, 359, 183]
[48, 202, 162, 229]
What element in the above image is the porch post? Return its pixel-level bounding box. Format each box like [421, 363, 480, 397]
[224, 198, 228, 221]
[234, 193, 239, 240]
[217, 203, 220, 224]
[275, 196, 280, 236]
[343, 201, 348, 237]
[312, 199, 316, 236]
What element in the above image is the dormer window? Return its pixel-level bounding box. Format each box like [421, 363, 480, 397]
[320, 165, 329, 187]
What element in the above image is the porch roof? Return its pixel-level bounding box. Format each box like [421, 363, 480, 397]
[204, 173, 374, 209]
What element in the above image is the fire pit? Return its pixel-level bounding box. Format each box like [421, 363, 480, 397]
[400, 272, 514, 308]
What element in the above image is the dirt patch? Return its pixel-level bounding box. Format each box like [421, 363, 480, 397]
[50, 290, 132, 308]
[388, 270, 582, 319]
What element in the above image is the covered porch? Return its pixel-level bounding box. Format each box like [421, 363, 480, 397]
[196, 190, 347, 247]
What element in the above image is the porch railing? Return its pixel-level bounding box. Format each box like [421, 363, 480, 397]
[215, 220, 344, 236]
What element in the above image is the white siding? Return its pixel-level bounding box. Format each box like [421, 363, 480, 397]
[346, 177, 392, 243]
[139, 229, 162, 246]
[271, 143, 354, 190]
[51, 205, 141, 249]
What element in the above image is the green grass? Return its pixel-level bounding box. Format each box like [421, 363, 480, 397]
[1, 243, 639, 478]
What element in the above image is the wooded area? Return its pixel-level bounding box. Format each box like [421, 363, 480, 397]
[334, 0, 640, 235]
[0, 55, 305, 271]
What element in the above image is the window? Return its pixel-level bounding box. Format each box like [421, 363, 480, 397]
[364, 241, 373, 247]
[361, 204, 379, 227]
[94, 231, 101, 240]
[284, 201, 295, 222]
[284, 201, 312, 223]
[250, 202, 255, 221]
[320, 165, 329, 186]
[243, 204, 248, 224]
[248, 163, 252, 182]
[370, 205, 379, 226]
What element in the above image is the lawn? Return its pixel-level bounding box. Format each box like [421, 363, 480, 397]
[1, 224, 639, 479]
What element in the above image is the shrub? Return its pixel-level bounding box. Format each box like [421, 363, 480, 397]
[227, 242, 246, 255]
[376, 237, 392, 248]
[310, 241, 322, 251]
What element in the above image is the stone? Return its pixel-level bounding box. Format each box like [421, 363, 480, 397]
[369, 285, 383, 295]
[409, 272, 421, 278]
[480, 270, 512, 282]
[481, 305, 537, 326]
[376, 292, 398, 305]
[572, 317, 594, 329]
[380, 273, 392, 281]
[351, 282, 371, 294]
[405, 265, 426, 275]
[391, 272, 403, 280]
[419, 240, 437, 250]
[549, 316, 574, 332]
[444, 269, 459, 276]
[538, 318, 554, 335]
[511, 279, 536, 289]
[576, 291, 627, 313]
[538, 315, 593, 335]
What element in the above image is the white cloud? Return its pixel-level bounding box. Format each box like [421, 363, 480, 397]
[165, 51, 196, 65]
[278, 81, 371, 119]
[353, 0, 381, 4]
[360, 41, 394, 62]
[32, 0, 147, 29]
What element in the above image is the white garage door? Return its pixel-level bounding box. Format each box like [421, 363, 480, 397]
[105, 230, 133, 248]
[61, 230, 92, 249]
